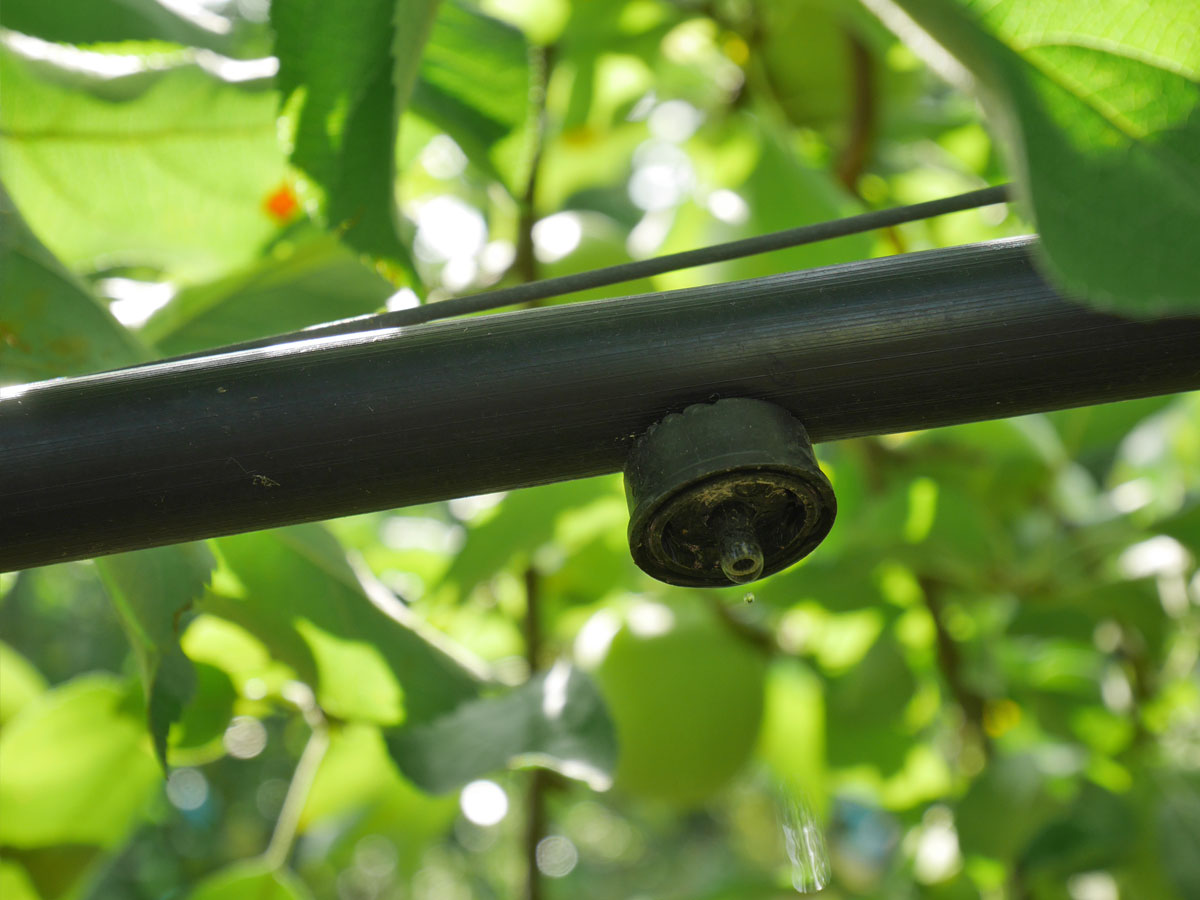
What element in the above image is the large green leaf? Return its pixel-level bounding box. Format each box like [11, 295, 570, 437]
[271, 0, 440, 272]
[386, 662, 617, 793]
[96, 544, 215, 767]
[187, 862, 313, 900]
[0, 183, 145, 383]
[409, 1, 530, 187]
[0, 0, 231, 50]
[871, 0, 1200, 314]
[0, 675, 159, 848]
[140, 234, 396, 356]
[206, 524, 483, 725]
[0, 44, 286, 283]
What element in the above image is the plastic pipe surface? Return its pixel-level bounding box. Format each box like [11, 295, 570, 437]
[3, 237, 1198, 570]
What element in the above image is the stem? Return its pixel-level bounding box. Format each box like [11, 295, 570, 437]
[261, 696, 329, 870]
[920, 577, 992, 762]
[525, 768, 548, 900]
[516, 43, 552, 867]
[513, 44, 553, 294]
[833, 29, 905, 254]
[523, 565, 546, 900]
[835, 32, 875, 193]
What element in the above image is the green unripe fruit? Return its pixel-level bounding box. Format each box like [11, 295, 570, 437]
[577, 597, 767, 807]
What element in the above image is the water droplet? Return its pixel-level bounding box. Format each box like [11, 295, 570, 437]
[780, 788, 831, 893]
[743, 592, 755, 604]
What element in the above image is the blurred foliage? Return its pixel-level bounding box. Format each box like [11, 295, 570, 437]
[1, 1, 1198, 899]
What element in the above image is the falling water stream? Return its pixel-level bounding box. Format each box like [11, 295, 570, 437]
[779, 787, 831, 893]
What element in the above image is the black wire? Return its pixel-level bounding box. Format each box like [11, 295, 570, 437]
[163, 184, 1012, 360]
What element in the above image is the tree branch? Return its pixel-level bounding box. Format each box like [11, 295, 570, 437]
[523, 565, 546, 900]
[513, 45, 553, 292]
[835, 31, 875, 192]
[920, 577, 992, 762]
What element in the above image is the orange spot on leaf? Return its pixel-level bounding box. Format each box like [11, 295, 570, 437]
[263, 183, 300, 223]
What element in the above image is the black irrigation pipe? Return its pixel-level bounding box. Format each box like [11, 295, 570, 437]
[3, 236, 1199, 571]
[160, 184, 1012, 360]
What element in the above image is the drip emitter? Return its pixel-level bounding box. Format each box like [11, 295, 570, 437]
[624, 399, 837, 587]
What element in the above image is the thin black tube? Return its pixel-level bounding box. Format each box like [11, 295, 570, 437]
[161, 184, 1011, 360]
[2, 237, 1198, 571]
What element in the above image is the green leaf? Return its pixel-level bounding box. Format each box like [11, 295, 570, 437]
[760, 0, 854, 125]
[442, 477, 616, 598]
[272, 0, 440, 272]
[301, 723, 457, 877]
[186, 861, 313, 900]
[409, 1, 530, 187]
[1019, 782, 1133, 875]
[0, 182, 145, 383]
[96, 543, 215, 767]
[955, 754, 1059, 860]
[300, 722, 457, 864]
[3, 847, 103, 900]
[0, 675, 159, 848]
[141, 234, 396, 356]
[207, 524, 482, 725]
[0, 0, 232, 50]
[0, 44, 287, 284]
[873, 0, 1200, 314]
[386, 662, 616, 792]
[171, 662, 237, 759]
[1, 185, 223, 775]
[181, 613, 291, 693]
[756, 658, 827, 813]
[0, 641, 48, 728]
[824, 631, 915, 774]
[0, 860, 40, 900]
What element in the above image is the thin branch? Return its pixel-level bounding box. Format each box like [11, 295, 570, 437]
[920, 577, 992, 761]
[525, 768, 548, 900]
[833, 29, 905, 254]
[261, 691, 329, 871]
[518, 49, 553, 866]
[523, 565, 546, 900]
[835, 32, 875, 192]
[513, 44, 553, 295]
[523, 565, 544, 670]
